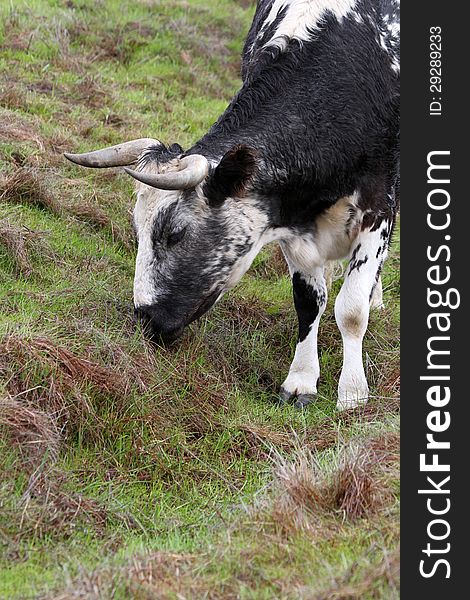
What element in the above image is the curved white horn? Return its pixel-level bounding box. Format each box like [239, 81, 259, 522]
[123, 154, 209, 190]
[64, 138, 161, 168]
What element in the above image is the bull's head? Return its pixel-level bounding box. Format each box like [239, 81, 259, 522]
[65, 138, 274, 343]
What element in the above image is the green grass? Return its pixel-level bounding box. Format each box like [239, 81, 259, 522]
[0, 1, 399, 598]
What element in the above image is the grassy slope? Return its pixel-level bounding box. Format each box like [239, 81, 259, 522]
[0, 1, 400, 598]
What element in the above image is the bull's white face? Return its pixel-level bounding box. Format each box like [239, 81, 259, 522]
[64, 140, 276, 343]
[132, 152, 272, 343]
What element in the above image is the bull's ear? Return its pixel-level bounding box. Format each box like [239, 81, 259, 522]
[204, 145, 258, 206]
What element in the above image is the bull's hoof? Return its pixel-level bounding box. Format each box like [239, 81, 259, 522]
[278, 387, 293, 405]
[278, 387, 316, 409]
[294, 393, 316, 409]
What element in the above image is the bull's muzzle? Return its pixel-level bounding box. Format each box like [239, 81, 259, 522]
[134, 305, 185, 345]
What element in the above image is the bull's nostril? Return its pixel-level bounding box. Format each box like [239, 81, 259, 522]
[133, 305, 185, 344]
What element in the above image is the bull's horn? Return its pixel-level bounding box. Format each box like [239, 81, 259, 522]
[123, 154, 209, 190]
[64, 138, 161, 168]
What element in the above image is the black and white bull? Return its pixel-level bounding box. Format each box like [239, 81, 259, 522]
[65, 0, 400, 410]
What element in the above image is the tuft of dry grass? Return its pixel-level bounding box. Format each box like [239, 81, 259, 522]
[269, 432, 399, 535]
[0, 335, 137, 434]
[0, 398, 105, 552]
[0, 396, 135, 552]
[240, 424, 295, 457]
[0, 105, 73, 167]
[0, 218, 50, 276]
[1, 168, 132, 246]
[0, 396, 60, 470]
[0, 112, 46, 151]
[383, 366, 400, 397]
[233, 0, 256, 8]
[68, 202, 112, 228]
[83, 28, 147, 65]
[50, 551, 196, 600]
[332, 434, 399, 520]
[0, 86, 30, 111]
[0, 167, 61, 213]
[73, 74, 112, 109]
[2, 335, 129, 394]
[0, 463, 119, 554]
[67, 200, 133, 248]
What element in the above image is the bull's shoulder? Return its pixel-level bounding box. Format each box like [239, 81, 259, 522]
[242, 0, 400, 81]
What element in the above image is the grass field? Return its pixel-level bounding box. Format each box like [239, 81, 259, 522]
[0, 1, 400, 598]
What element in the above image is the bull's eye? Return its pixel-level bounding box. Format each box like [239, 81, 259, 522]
[167, 227, 187, 247]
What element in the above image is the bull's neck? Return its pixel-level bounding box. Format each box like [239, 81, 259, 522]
[187, 74, 295, 167]
[188, 127, 265, 166]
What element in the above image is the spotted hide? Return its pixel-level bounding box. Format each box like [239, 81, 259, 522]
[65, 0, 400, 410]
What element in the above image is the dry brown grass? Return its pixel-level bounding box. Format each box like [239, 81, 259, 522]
[67, 200, 133, 248]
[0, 396, 111, 553]
[73, 74, 112, 109]
[0, 218, 50, 276]
[0, 335, 136, 433]
[0, 393, 138, 555]
[42, 131, 72, 156]
[240, 423, 295, 456]
[0, 111, 46, 151]
[50, 551, 197, 600]
[269, 432, 399, 535]
[1, 27, 34, 52]
[0, 86, 31, 111]
[0, 167, 61, 213]
[45, 527, 398, 600]
[0, 331, 229, 460]
[0, 445, 124, 558]
[0, 396, 60, 470]
[333, 434, 399, 520]
[68, 201, 112, 228]
[158, 16, 244, 95]
[1, 168, 132, 246]
[168, 17, 231, 58]
[383, 366, 400, 397]
[137, 342, 229, 437]
[0, 105, 75, 167]
[83, 28, 147, 65]
[0, 481, 108, 562]
[233, 0, 256, 8]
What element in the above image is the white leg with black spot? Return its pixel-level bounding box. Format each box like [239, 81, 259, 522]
[335, 223, 390, 410]
[280, 265, 327, 407]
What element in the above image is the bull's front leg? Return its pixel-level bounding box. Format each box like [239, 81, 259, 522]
[334, 221, 391, 410]
[279, 266, 327, 408]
